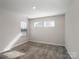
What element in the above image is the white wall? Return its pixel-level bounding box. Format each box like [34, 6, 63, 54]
[0, 9, 28, 52]
[30, 15, 65, 46]
[65, 0, 79, 59]
[14, 17, 30, 47]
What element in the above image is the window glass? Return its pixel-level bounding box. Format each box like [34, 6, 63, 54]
[33, 20, 55, 28]
[34, 21, 43, 27]
[44, 21, 55, 27]
[21, 21, 27, 32]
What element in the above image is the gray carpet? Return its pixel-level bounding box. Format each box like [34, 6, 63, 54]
[1, 41, 70, 59]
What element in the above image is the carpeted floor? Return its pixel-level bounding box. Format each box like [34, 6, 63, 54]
[1, 41, 70, 59]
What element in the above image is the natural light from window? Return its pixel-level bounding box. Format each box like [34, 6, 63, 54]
[34, 20, 55, 28]
[20, 21, 27, 32]
[21, 21, 26, 29]
[44, 21, 55, 27]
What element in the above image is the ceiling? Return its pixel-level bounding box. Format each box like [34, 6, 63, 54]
[0, 0, 72, 18]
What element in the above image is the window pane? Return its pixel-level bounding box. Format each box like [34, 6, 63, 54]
[21, 21, 27, 32]
[33, 21, 55, 28]
[34, 21, 43, 27]
[21, 21, 26, 29]
[44, 21, 55, 27]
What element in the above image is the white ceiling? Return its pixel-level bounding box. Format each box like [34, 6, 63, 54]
[0, 0, 72, 18]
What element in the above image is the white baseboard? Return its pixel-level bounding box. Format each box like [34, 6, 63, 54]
[29, 40, 64, 46]
[67, 50, 77, 59]
[13, 40, 29, 48]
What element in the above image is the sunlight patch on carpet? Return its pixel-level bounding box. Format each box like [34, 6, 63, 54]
[3, 51, 25, 58]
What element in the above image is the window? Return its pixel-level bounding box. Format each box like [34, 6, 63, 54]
[44, 21, 55, 27]
[21, 21, 27, 32]
[34, 21, 43, 28]
[33, 20, 55, 28]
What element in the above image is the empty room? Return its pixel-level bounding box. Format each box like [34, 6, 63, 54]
[0, 0, 79, 59]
